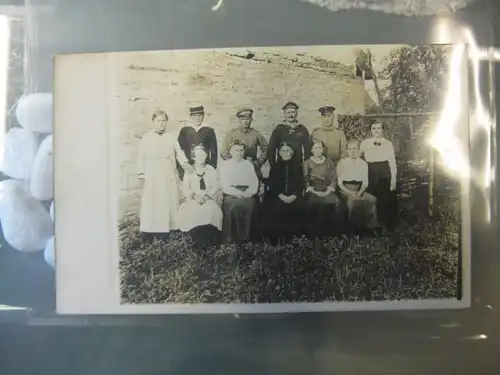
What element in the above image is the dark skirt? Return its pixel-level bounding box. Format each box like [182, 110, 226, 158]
[339, 182, 379, 230]
[258, 197, 306, 244]
[222, 195, 257, 244]
[367, 161, 398, 227]
[305, 191, 346, 237]
[188, 224, 222, 249]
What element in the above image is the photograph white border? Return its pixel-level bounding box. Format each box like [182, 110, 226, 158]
[54, 44, 471, 315]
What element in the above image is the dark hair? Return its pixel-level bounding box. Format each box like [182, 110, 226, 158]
[310, 139, 327, 156]
[190, 144, 208, 159]
[277, 142, 295, 159]
[152, 110, 169, 122]
[229, 139, 246, 151]
[347, 139, 360, 148]
[279, 141, 294, 153]
[369, 121, 384, 130]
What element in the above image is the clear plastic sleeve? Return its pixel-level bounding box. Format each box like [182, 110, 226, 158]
[1, 0, 499, 373]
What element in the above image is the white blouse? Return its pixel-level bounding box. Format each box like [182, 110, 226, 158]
[360, 137, 397, 181]
[181, 165, 218, 200]
[337, 157, 369, 186]
[219, 159, 259, 197]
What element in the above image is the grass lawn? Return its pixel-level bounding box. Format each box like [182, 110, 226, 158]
[119, 191, 461, 304]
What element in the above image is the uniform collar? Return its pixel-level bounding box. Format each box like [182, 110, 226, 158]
[320, 126, 339, 131]
[192, 124, 207, 130]
[238, 126, 253, 133]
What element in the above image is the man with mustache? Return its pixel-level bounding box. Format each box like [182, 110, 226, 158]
[267, 102, 311, 168]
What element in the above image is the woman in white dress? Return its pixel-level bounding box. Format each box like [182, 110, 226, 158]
[137, 110, 191, 237]
[176, 144, 223, 232]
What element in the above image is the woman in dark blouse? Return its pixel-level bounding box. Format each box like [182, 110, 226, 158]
[259, 142, 305, 244]
[303, 140, 345, 237]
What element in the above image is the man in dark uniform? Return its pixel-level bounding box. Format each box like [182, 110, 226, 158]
[267, 101, 311, 167]
[220, 108, 268, 180]
[177, 105, 218, 179]
[311, 105, 347, 165]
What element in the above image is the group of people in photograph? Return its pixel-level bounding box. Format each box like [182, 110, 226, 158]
[136, 102, 398, 245]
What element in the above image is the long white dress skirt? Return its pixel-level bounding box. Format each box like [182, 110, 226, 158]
[137, 131, 187, 233]
[176, 199, 223, 232]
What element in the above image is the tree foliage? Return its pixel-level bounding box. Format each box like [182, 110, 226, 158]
[346, 45, 452, 164]
[379, 45, 451, 114]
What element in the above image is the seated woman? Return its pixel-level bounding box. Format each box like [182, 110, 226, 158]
[303, 140, 345, 238]
[219, 139, 259, 244]
[337, 140, 379, 232]
[176, 144, 223, 247]
[259, 142, 305, 244]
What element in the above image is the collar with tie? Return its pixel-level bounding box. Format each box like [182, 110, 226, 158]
[196, 171, 206, 190]
[373, 141, 382, 146]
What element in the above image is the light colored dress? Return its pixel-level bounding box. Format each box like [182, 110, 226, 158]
[137, 130, 187, 233]
[176, 164, 223, 231]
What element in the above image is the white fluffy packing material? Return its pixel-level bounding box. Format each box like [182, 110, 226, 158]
[0, 128, 38, 180]
[30, 135, 54, 201]
[0, 180, 54, 253]
[15, 93, 53, 133]
[44, 236, 55, 268]
[301, 0, 476, 16]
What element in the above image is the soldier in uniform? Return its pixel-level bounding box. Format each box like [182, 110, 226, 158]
[220, 108, 268, 180]
[311, 105, 347, 165]
[267, 101, 311, 168]
[177, 105, 218, 179]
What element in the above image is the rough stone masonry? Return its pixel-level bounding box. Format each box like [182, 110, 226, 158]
[114, 49, 369, 217]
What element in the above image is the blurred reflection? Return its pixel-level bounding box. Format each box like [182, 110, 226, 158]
[431, 18, 495, 222]
[0, 15, 10, 165]
[464, 334, 488, 340]
[430, 43, 470, 205]
[212, 0, 224, 11]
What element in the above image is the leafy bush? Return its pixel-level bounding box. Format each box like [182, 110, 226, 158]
[119, 198, 461, 304]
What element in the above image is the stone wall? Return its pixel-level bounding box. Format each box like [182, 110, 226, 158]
[114, 49, 368, 217]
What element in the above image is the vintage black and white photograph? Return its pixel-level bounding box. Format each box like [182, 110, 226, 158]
[112, 44, 469, 310]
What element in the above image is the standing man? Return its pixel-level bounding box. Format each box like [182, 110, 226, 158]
[267, 102, 311, 168]
[177, 105, 218, 179]
[311, 105, 347, 165]
[220, 108, 268, 179]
